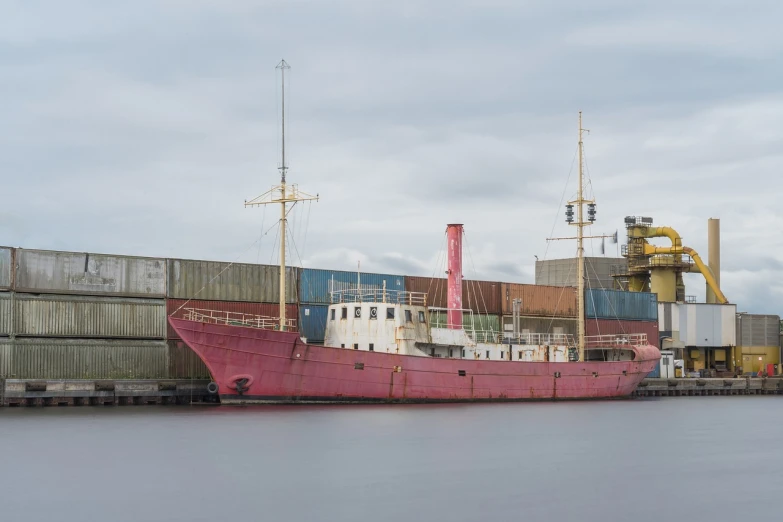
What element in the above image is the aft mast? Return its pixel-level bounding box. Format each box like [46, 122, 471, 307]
[245, 59, 318, 331]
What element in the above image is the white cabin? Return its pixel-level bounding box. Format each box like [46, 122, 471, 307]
[320, 288, 575, 362]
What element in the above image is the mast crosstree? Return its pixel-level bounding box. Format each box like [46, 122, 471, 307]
[245, 59, 319, 331]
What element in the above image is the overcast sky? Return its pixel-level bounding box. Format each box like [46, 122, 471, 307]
[2, 1, 782, 315]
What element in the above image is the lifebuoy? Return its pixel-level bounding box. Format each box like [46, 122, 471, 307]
[206, 382, 219, 394]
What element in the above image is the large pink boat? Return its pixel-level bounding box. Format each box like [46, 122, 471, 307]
[169, 65, 660, 403]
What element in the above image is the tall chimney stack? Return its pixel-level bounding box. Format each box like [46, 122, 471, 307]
[706, 218, 720, 303]
[446, 224, 463, 329]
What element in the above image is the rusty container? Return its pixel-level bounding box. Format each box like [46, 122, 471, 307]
[405, 276, 502, 314]
[501, 283, 577, 317]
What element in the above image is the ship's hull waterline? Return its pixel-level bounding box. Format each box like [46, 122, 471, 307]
[169, 318, 660, 404]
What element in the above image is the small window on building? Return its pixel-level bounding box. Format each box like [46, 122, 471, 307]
[449, 349, 453, 358]
[330, 309, 335, 320]
[386, 308, 395, 320]
[341, 344, 345, 348]
[354, 307, 361, 318]
[369, 344, 374, 351]
[501, 351, 505, 359]
[353, 343, 359, 350]
[418, 311, 426, 323]
[518, 351, 523, 360]
[462, 349, 465, 358]
[486, 350, 490, 359]
[405, 310, 412, 323]
[370, 307, 377, 320]
[341, 307, 347, 319]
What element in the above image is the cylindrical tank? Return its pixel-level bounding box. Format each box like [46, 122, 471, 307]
[706, 218, 720, 303]
[650, 269, 676, 302]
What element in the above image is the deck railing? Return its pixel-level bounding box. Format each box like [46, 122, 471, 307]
[184, 308, 297, 331]
[330, 289, 427, 306]
[584, 333, 648, 348]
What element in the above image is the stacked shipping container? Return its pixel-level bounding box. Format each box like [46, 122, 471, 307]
[299, 268, 405, 343]
[2, 249, 171, 379]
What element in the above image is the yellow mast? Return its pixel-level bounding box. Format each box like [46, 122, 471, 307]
[245, 60, 318, 331]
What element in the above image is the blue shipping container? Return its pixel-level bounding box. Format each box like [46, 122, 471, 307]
[299, 304, 329, 342]
[585, 289, 657, 322]
[647, 361, 661, 378]
[299, 268, 405, 305]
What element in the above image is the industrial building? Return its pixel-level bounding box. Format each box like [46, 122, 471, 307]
[535, 257, 625, 290]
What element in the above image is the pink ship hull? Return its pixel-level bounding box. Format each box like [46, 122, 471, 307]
[170, 317, 661, 403]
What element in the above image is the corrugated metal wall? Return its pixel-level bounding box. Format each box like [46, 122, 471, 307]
[167, 340, 211, 379]
[13, 294, 166, 339]
[0, 292, 11, 336]
[298, 304, 329, 342]
[585, 289, 657, 321]
[500, 315, 577, 336]
[300, 268, 404, 305]
[0, 247, 12, 290]
[14, 249, 167, 297]
[4, 338, 169, 379]
[166, 299, 299, 340]
[501, 283, 577, 317]
[585, 318, 660, 346]
[167, 259, 298, 303]
[736, 314, 780, 347]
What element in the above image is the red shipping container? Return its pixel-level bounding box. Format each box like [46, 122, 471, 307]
[584, 318, 659, 347]
[166, 299, 299, 340]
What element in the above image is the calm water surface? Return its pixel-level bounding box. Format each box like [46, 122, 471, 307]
[1, 398, 780, 521]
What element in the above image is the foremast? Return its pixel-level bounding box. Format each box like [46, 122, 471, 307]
[245, 59, 318, 331]
[571, 112, 592, 362]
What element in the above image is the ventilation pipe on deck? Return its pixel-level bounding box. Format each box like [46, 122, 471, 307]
[446, 224, 464, 329]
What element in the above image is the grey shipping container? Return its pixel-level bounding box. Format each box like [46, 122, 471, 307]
[0, 247, 12, 290]
[168, 259, 298, 303]
[736, 314, 780, 347]
[4, 338, 169, 379]
[168, 340, 211, 379]
[14, 249, 166, 297]
[0, 292, 10, 336]
[13, 294, 166, 339]
[0, 338, 10, 376]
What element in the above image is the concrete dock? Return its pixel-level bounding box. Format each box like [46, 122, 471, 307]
[634, 377, 783, 397]
[0, 379, 214, 406]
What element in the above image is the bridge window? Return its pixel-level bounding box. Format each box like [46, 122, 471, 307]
[486, 350, 490, 359]
[386, 308, 395, 319]
[449, 349, 453, 358]
[369, 344, 374, 351]
[341, 344, 345, 348]
[518, 351, 523, 360]
[330, 309, 335, 320]
[354, 344, 359, 350]
[462, 349, 465, 358]
[341, 307, 347, 319]
[405, 310, 412, 323]
[418, 311, 425, 323]
[500, 351, 504, 359]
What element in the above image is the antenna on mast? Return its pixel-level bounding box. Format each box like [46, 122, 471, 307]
[245, 59, 319, 331]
